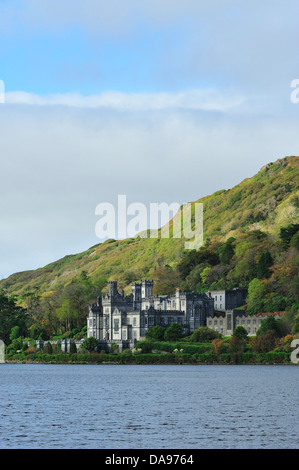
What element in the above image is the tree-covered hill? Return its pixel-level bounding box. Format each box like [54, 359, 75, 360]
[0, 155, 298, 338]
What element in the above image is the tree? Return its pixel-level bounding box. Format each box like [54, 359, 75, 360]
[164, 322, 184, 341]
[292, 314, 299, 335]
[30, 325, 48, 340]
[217, 238, 235, 265]
[9, 326, 20, 342]
[246, 278, 267, 315]
[252, 330, 279, 353]
[280, 224, 299, 249]
[190, 326, 222, 342]
[290, 231, 299, 250]
[211, 338, 226, 355]
[145, 325, 165, 341]
[257, 316, 280, 336]
[233, 325, 248, 340]
[0, 292, 28, 344]
[257, 251, 273, 279]
[229, 335, 245, 355]
[70, 341, 77, 354]
[152, 265, 181, 296]
[82, 336, 98, 353]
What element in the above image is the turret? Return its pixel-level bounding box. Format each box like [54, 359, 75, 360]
[131, 282, 141, 302]
[141, 280, 154, 298]
[108, 281, 118, 298]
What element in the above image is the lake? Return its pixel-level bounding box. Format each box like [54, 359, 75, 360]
[0, 363, 298, 449]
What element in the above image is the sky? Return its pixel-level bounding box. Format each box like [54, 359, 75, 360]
[0, 0, 299, 279]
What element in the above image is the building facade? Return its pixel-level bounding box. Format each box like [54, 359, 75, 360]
[207, 311, 285, 336]
[207, 288, 248, 312]
[87, 280, 214, 351]
[87, 280, 280, 349]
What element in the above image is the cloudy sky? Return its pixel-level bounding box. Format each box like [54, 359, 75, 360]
[0, 0, 298, 279]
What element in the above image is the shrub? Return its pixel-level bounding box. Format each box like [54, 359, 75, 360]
[164, 323, 184, 341]
[256, 316, 280, 336]
[190, 326, 222, 342]
[145, 325, 166, 341]
[81, 336, 98, 353]
[70, 341, 77, 354]
[252, 330, 279, 353]
[233, 326, 248, 340]
[276, 334, 294, 352]
[43, 342, 53, 354]
[211, 338, 226, 355]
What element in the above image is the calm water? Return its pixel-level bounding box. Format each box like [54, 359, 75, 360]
[0, 363, 298, 449]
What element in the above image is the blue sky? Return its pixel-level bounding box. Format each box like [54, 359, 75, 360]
[0, 0, 298, 278]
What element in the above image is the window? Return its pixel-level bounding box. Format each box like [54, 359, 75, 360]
[133, 317, 137, 326]
[114, 319, 119, 332]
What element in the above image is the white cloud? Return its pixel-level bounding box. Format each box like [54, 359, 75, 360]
[0, 92, 298, 278]
[5, 88, 245, 112]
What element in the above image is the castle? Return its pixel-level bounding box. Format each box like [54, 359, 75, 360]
[87, 280, 284, 352]
[87, 280, 215, 351]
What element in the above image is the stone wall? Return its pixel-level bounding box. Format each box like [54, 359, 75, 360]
[207, 311, 285, 336]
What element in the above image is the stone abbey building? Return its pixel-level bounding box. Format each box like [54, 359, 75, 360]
[87, 280, 214, 351]
[87, 280, 282, 351]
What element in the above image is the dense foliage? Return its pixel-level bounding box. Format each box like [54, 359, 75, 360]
[0, 156, 298, 340]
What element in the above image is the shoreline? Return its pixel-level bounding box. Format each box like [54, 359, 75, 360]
[3, 359, 296, 366]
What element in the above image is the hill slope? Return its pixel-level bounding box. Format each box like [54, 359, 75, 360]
[1, 155, 298, 299]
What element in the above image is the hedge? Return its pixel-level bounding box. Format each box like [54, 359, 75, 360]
[135, 341, 211, 354]
[5, 350, 292, 365]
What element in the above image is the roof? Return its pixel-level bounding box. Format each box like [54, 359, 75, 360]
[256, 311, 285, 317]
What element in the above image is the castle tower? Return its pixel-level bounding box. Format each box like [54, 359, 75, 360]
[87, 303, 102, 340]
[108, 281, 118, 298]
[131, 282, 142, 302]
[142, 280, 154, 298]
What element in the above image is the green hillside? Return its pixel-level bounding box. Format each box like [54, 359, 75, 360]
[0, 155, 298, 338]
[1, 155, 298, 293]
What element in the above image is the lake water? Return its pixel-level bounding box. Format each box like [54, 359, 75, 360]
[0, 363, 298, 449]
